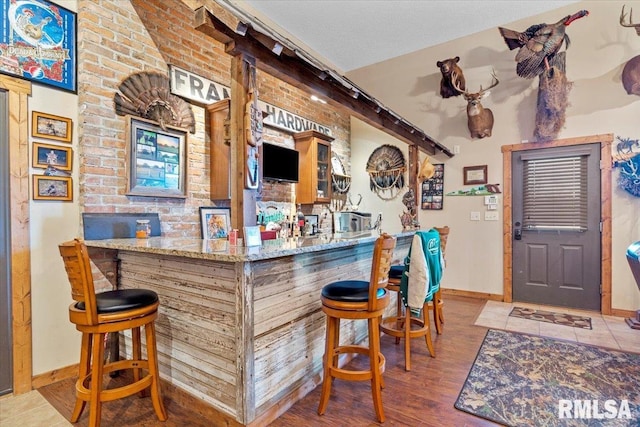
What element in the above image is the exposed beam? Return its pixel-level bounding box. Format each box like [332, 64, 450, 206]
[194, 6, 453, 157]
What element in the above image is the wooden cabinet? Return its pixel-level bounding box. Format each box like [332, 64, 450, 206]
[207, 99, 230, 200]
[294, 130, 334, 204]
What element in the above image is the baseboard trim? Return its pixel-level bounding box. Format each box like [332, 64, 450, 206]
[32, 363, 78, 389]
[441, 287, 503, 301]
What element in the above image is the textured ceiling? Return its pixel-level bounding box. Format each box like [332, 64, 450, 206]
[240, 0, 580, 72]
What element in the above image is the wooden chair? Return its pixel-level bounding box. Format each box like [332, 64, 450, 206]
[317, 233, 396, 423]
[380, 229, 444, 371]
[430, 226, 449, 331]
[59, 239, 167, 427]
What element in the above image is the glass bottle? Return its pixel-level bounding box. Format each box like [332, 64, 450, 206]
[136, 219, 151, 239]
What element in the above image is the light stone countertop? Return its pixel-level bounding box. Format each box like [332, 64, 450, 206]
[85, 231, 415, 262]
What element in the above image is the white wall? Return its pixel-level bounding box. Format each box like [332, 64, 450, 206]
[29, 1, 80, 376]
[347, 1, 640, 310]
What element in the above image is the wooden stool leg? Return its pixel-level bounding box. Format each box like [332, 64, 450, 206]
[145, 322, 167, 421]
[89, 332, 106, 427]
[432, 290, 443, 335]
[131, 326, 143, 396]
[317, 315, 336, 415]
[423, 303, 436, 357]
[394, 293, 402, 345]
[71, 332, 91, 422]
[368, 316, 385, 423]
[404, 307, 411, 371]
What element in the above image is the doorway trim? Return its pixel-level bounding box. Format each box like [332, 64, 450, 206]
[0, 75, 32, 393]
[501, 134, 613, 314]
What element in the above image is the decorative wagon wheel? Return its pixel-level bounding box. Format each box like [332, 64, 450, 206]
[366, 144, 406, 200]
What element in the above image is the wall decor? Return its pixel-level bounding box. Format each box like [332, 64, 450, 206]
[199, 207, 231, 239]
[1, 0, 77, 93]
[32, 141, 71, 170]
[463, 165, 488, 185]
[447, 183, 501, 196]
[114, 71, 196, 133]
[366, 144, 406, 200]
[31, 111, 72, 142]
[126, 116, 187, 198]
[436, 56, 465, 98]
[452, 71, 499, 139]
[613, 136, 640, 197]
[32, 175, 72, 201]
[331, 154, 351, 194]
[421, 164, 444, 210]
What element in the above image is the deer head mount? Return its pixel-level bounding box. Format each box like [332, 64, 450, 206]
[620, 5, 640, 35]
[452, 71, 499, 139]
[620, 5, 640, 96]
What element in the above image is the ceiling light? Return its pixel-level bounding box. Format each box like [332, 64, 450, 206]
[310, 95, 327, 104]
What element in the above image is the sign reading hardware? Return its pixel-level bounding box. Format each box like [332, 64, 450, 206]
[169, 65, 332, 137]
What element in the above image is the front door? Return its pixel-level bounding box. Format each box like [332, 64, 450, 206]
[512, 144, 601, 311]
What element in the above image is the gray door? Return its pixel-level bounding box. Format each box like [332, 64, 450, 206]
[0, 89, 12, 395]
[512, 144, 601, 311]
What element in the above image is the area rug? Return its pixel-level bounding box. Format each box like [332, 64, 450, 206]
[509, 306, 592, 330]
[454, 329, 640, 427]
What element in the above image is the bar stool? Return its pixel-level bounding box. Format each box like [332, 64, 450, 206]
[317, 233, 396, 423]
[59, 239, 167, 427]
[380, 229, 445, 370]
[431, 226, 450, 329]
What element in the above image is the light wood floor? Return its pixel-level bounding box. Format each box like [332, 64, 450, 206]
[28, 295, 498, 426]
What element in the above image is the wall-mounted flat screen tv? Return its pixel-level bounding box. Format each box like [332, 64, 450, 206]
[262, 143, 299, 183]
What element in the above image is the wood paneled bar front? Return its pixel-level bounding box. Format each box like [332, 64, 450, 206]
[84, 232, 412, 425]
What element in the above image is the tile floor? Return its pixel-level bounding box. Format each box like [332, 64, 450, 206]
[0, 388, 70, 427]
[1, 300, 638, 426]
[475, 300, 640, 354]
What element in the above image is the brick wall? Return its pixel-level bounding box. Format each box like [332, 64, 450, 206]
[78, 0, 351, 237]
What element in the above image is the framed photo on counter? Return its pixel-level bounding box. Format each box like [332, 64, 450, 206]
[200, 207, 230, 240]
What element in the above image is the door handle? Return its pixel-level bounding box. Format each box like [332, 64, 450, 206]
[514, 221, 522, 240]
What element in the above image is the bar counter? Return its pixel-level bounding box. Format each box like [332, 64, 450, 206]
[85, 231, 412, 425]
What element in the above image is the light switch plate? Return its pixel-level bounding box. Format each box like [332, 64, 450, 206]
[485, 211, 499, 221]
[470, 211, 481, 221]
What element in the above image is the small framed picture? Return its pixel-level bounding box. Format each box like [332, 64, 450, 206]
[33, 175, 73, 201]
[32, 111, 73, 143]
[32, 142, 72, 170]
[463, 165, 488, 185]
[306, 214, 319, 235]
[200, 207, 231, 239]
[243, 226, 262, 247]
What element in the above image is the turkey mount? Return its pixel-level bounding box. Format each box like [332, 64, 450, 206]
[114, 71, 195, 133]
[498, 10, 589, 142]
[498, 10, 589, 79]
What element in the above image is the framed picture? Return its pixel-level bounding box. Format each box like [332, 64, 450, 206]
[32, 175, 72, 201]
[421, 164, 444, 210]
[463, 165, 488, 185]
[1, 0, 77, 93]
[32, 111, 73, 143]
[243, 225, 262, 247]
[306, 214, 319, 235]
[126, 116, 187, 198]
[32, 141, 72, 170]
[200, 207, 231, 240]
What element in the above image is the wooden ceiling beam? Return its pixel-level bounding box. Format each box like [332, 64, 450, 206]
[194, 6, 453, 157]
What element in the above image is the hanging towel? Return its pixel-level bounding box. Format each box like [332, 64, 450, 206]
[400, 229, 444, 310]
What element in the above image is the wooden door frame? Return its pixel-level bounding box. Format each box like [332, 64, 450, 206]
[501, 134, 613, 314]
[0, 75, 33, 393]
